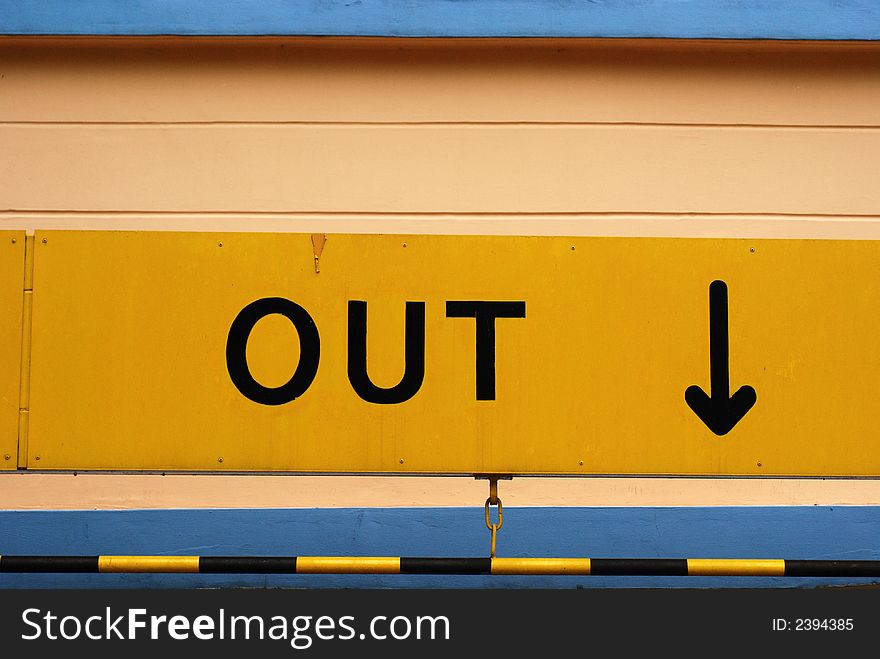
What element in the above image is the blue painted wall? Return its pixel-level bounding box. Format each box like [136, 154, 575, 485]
[2, 507, 879, 588]
[1, 0, 879, 39]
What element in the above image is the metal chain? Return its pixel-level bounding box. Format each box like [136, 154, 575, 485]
[484, 496, 503, 558]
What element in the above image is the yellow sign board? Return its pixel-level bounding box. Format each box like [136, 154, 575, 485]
[0, 232, 25, 471]
[26, 231, 880, 476]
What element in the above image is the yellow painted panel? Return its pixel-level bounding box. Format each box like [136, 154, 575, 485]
[4, 125, 880, 215]
[26, 231, 880, 476]
[0, 233, 25, 471]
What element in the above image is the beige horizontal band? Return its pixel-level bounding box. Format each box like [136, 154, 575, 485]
[2, 214, 880, 240]
[3, 473, 880, 510]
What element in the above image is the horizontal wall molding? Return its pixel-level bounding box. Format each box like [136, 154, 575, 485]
[3, 214, 880, 240]
[3, 39, 878, 127]
[1, 1, 879, 39]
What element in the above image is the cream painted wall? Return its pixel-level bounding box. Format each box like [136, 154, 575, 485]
[1, 37, 879, 507]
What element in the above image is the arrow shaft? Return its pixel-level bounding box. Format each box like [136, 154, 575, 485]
[708, 280, 730, 399]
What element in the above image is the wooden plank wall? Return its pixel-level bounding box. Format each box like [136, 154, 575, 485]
[2, 38, 879, 230]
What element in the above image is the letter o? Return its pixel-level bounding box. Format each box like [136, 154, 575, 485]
[59, 616, 82, 640]
[389, 616, 411, 640]
[226, 297, 320, 405]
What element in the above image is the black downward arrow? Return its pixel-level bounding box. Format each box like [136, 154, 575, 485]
[685, 280, 756, 435]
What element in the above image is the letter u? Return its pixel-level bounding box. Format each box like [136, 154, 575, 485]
[347, 301, 425, 404]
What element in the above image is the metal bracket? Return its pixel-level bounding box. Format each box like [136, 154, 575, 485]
[311, 233, 326, 274]
[475, 474, 512, 557]
[474, 474, 512, 505]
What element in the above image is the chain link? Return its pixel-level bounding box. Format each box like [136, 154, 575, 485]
[484, 497, 503, 558]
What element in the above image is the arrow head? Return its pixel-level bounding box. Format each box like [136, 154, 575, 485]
[685, 385, 757, 436]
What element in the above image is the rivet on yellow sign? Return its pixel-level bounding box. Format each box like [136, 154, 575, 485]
[25, 231, 880, 477]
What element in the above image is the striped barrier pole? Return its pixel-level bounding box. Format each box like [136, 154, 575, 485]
[2, 556, 880, 577]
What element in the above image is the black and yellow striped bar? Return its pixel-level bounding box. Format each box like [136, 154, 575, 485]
[3, 555, 880, 577]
